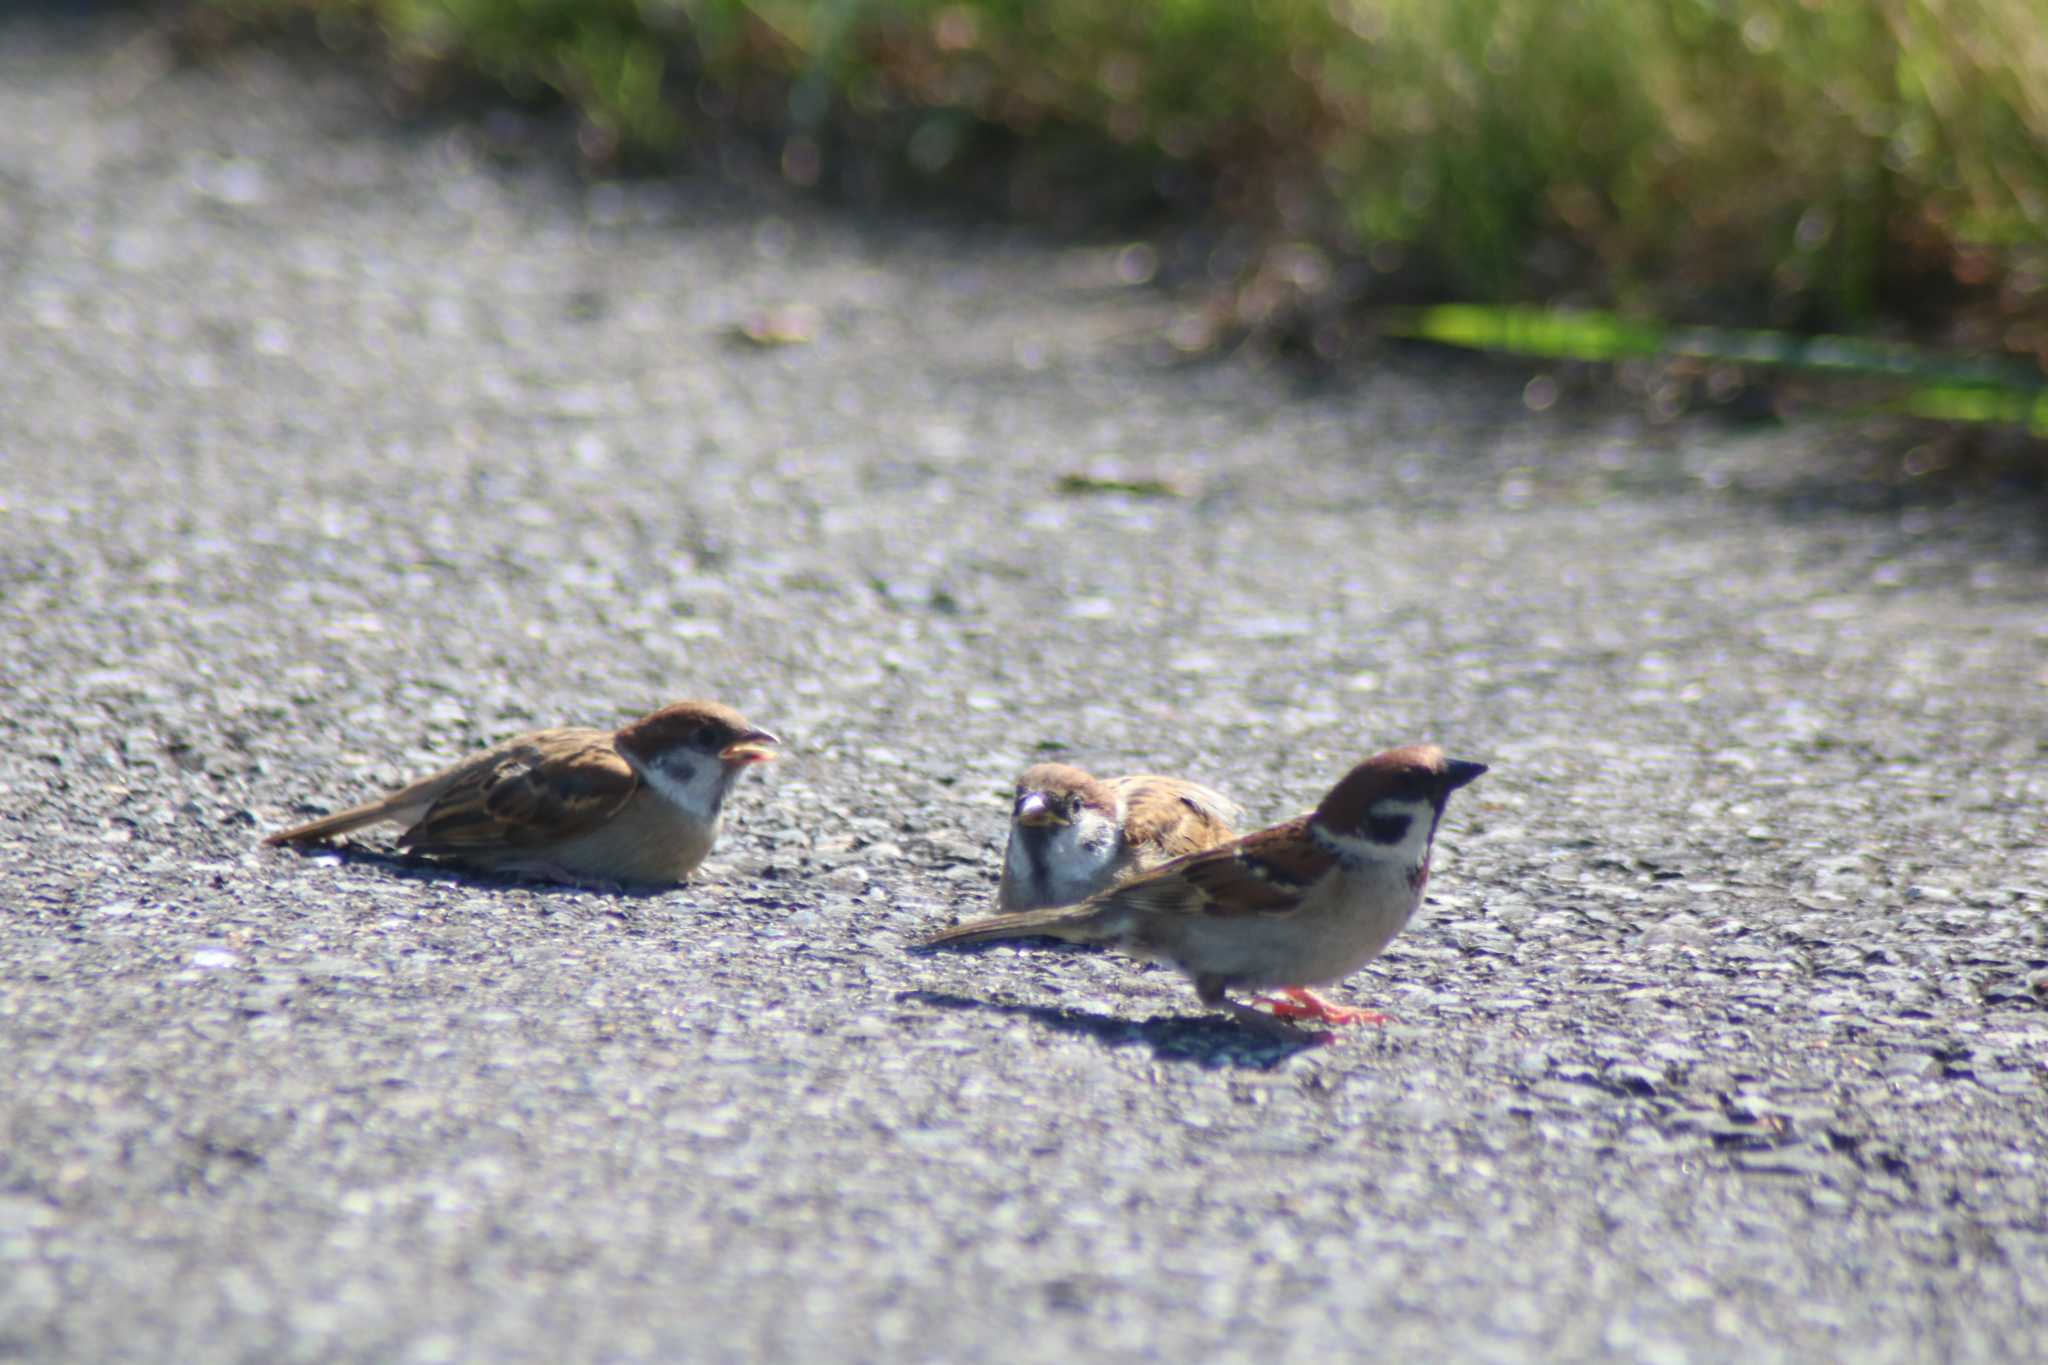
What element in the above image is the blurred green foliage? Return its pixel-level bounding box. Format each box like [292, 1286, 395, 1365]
[1396, 305, 2048, 432]
[222, 0, 2048, 354]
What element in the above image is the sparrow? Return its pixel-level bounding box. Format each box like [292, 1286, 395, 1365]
[998, 762, 1242, 912]
[265, 700, 780, 886]
[924, 744, 1486, 1035]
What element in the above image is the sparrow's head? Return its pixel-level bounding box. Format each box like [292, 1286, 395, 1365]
[1313, 744, 1486, 863]
[1010, 763, 1121, 833]
[999, 762, 1128, 911]
[617, 701, 780, 817]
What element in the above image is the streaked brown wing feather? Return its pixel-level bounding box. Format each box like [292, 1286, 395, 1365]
[1111, 776, 1241, 862]
[1100, 817, 1331, 919]
[400, 731, 638, 852]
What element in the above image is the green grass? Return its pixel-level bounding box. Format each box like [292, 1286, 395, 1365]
[216, 0, 2048, 386]
[1392, 304, 2048, 434]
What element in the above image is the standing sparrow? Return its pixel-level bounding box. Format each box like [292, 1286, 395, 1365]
[999, 762, 1242, 912]
[925, 744, 1486, 1034]
[265, 700, 779, 887]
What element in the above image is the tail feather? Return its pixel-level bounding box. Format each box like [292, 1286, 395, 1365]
[922, 904, 1113, 950]
[264, 801, 410, 846]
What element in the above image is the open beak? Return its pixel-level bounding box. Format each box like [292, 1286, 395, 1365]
[719, 728, 781, 766]
[1015, 791, 1067, 829]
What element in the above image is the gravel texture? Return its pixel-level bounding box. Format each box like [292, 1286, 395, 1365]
[3, 9, 2046, 1363]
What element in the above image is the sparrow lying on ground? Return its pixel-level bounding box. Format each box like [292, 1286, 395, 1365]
[265, 700, 779, 887]
[999, 762, 1241, 912]
[926, 744, 1486, 1034]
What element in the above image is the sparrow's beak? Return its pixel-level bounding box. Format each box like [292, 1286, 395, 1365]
[719, 729, 781, 766]
[1015, 792, 1066, 828]
[1443, 759, 1488, 792]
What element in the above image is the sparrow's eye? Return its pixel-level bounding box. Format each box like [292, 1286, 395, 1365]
[1367, 813, 1412, 845]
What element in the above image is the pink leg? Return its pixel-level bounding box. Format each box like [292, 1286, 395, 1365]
[1255, 987, 1392, 1026]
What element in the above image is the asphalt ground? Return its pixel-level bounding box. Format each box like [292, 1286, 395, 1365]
[2, 8, 2045, 1362]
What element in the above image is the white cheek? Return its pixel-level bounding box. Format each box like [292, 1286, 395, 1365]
[1313, 825, 1387, 863]
[1320, 799, 1437, 865]
[1013, 811, 1122, 899]
[1388, 807, 1438, 864]
[1069, 811, 1121, 862]
[638, 759, 728, 823]
[1063, 814, 1123, 888]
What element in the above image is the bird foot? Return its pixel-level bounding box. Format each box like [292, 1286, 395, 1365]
[1255, 988, 1392, 1026]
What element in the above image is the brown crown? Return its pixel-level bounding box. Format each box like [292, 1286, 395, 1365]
[1014, 762, 1120, 815]
[1315, 744, 1487, 829]
[615, 701, 779, 758]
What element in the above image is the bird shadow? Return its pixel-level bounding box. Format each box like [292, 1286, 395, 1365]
[898, 989, 1328, 1069]
[266, 841, 676, 899]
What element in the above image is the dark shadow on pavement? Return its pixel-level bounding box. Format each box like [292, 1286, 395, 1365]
[263, 840, 678, 899]
[898, 989, 1326, 1070]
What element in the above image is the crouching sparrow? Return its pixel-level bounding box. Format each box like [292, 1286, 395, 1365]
[926, 744, 1485, 1035]
[265, 700, 779, 887]
[999, 762, 1241, 912]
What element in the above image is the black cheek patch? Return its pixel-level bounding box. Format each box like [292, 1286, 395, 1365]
[1368, 813, 1412, 845]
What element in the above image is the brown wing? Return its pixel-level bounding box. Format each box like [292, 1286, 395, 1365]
[400, 730, 639, 853]
[1099, 816, 1333, 920]
[1111, 776, 1241, 864]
